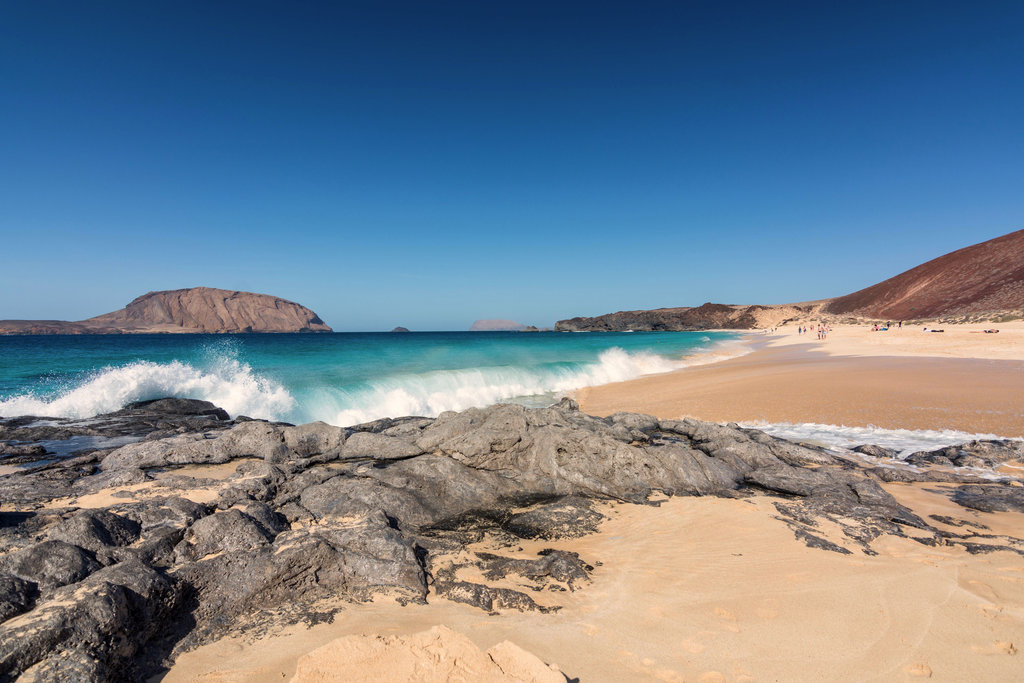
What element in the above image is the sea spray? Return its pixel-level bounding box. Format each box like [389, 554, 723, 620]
[329, 347, 681, 425]
[0, 358, 295, 421]
[0, 330, 744, 426]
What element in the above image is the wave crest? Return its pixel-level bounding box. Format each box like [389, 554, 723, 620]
[329, 347, 679, 425]
[0, 358, 294, 421]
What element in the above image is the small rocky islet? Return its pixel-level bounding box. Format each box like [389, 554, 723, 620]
[1, 398, 1023, 680]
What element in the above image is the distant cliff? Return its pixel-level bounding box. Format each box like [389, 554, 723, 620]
[0, 287, 332, 334]
[555, 303, 813, 332]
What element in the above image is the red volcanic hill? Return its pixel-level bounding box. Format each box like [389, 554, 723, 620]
[825, 229, 1024, 320]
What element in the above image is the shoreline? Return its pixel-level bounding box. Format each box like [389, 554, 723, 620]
[578, 322, 1024, 438]
[3, 391, 1023, 681]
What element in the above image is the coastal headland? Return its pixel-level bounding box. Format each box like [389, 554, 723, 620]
[0, 287, 332, 335]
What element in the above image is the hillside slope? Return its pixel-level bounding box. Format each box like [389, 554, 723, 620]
[825, 229, 1024, 320]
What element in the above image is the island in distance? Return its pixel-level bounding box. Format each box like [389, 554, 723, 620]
[0, 287, 332, 335]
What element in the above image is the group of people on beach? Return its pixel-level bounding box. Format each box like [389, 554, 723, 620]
[871, 321, 903, 331]
[796, 324, 831, 340]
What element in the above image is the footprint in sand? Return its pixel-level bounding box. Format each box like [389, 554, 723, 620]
[903, 663, 933, 677]
[681, 638, 705, 654]
[756, 604, 779, 620]
[971, 641, 1017, 655]
[713, 607, 740, 632]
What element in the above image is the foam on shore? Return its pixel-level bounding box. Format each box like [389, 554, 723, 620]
[0, 340, 746, 427]
[741, 420, 1023, 457]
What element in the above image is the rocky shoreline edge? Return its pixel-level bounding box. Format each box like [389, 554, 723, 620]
[1, 398, 1023, 681]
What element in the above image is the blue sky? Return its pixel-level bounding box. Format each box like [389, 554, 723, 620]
[1, 1, 1022, 330]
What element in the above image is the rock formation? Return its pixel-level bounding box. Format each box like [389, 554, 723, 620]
[0, 287, 332, 335]
[391, 326, 411, 332]
[2, 398, 1022, 680]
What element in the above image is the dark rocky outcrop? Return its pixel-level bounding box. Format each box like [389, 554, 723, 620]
[0, 397, 1021, 680]
[0, 287, 332, 335]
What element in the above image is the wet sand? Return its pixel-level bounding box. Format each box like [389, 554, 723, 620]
[578, 345, 1024, 437]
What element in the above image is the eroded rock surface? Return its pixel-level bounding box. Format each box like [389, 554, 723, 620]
[1, 397, 1021, 680]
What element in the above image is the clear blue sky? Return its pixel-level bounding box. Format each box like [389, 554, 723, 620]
[1, 1, 1021, 331]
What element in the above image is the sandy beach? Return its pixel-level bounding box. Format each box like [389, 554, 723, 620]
[163, 490, 1024, 682]
[152, 322, 1024, 683]
[579, 321, 1024, 437]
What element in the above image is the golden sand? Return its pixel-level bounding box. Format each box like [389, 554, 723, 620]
[579, 322, 1024, 437]
[161, 321, 1024, 682]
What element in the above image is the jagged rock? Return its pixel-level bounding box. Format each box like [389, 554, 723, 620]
[745, 465, 837, 497]
[174, 508, 277, 562]
[907, 440, 1024, 469]
[0, 558, 180, 680]
[477, 550, 592, 589]
[283, 421, 346, 457]
[45, 509, 142, 553]
[0, 541, 101, 589]
[504, 497, 604, 539]
[952, 484, 1024, 513]
[853, 444, 900, 459]
[174, 510, 427, 648]
[110, 496, 209, 532]
[99, 433, 222, 471]
[0, 443, 48, 458]
[433, 570, 550, 613]
[0, 574, 36, 621]
[118, 398, 231, 421]
[341, 431, 424, 461]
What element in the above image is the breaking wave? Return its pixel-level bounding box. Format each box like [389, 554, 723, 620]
[327, 347, 681, 425]
[0, 340, 751, 427]
[0, 357, 295, 421]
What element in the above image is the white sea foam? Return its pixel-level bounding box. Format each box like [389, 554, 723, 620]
[739, 421, 1021, 458]
[676, 338, 752, 368]
[329, 347, 680, 425]
[0, 358, 295, 421]
[1, 341, 748, 427]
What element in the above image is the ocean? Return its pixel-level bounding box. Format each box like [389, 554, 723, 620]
[0, 331, 746, 427]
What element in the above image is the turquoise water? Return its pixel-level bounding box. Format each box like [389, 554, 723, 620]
[0, 332, 743, 426]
